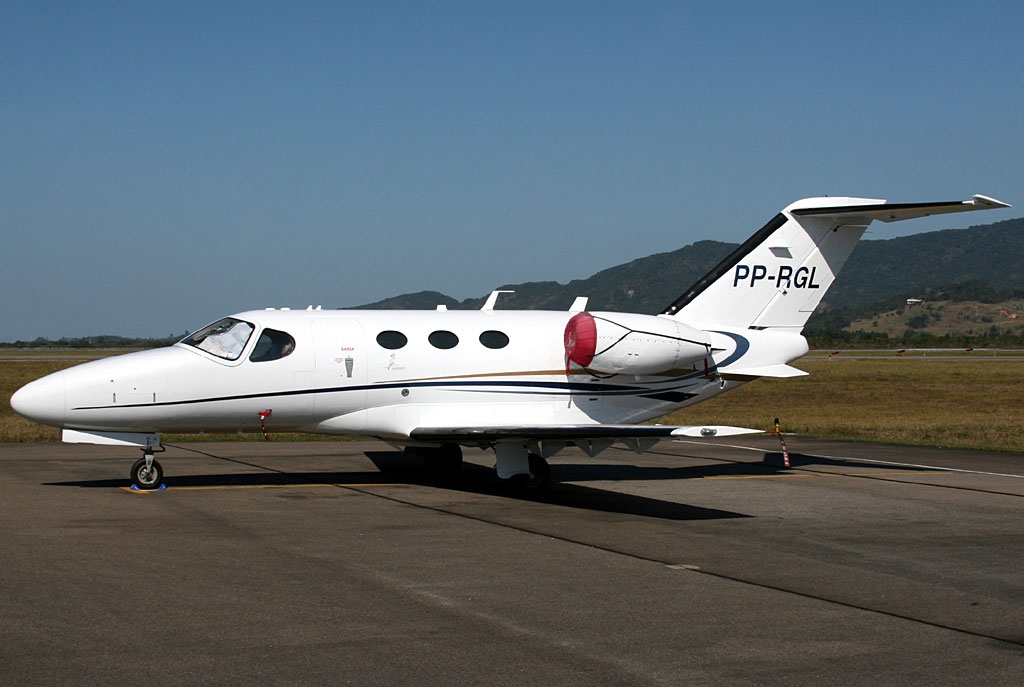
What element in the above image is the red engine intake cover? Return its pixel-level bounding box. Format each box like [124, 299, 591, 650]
[564, 312, 597, 368]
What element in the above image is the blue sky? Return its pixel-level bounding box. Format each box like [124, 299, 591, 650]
[2, 1, 1021, 340]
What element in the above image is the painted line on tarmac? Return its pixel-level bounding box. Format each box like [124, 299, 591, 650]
[701, 470, 948, 481]
[674, 440, 1024, 480]
[121, 483, 405, 493]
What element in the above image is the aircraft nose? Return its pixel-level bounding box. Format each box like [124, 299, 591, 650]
[10, 371, 66, 427]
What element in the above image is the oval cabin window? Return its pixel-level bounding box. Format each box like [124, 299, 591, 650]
[376, 331, 408, 350]
[479, 330, 509, 349]
[428, 330, 459, 349]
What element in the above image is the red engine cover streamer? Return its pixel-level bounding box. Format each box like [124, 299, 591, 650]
[564, 312, 597, 368]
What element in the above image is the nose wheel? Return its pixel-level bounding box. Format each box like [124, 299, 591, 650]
[131, 449, 164, 490]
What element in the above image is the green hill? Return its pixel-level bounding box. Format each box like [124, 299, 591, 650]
[10, 217, 1021, 347]
[822, 217, 1024, 310]
[357, 239, 736, 313]
[8, 216, 1023, 348]
[357, 217, 1024, 325]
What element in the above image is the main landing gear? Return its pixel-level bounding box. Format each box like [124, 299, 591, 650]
[510, 454, 551, 491]
[408, 444, 552, 491]
[494, 444, 552, 491]
[130, 446, 165, 490]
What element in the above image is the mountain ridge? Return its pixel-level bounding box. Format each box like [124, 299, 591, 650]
[357, 217, 1024, 318]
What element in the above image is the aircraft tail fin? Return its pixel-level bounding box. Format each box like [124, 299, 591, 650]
[661, 195, 1009, 332]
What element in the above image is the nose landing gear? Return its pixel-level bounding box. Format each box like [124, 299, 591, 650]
[130, 446, 165, 490]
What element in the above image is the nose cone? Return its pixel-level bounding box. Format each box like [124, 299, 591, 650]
[10, 371, 66, 427]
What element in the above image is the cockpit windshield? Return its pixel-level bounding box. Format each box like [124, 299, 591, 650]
[180, 318, 255, 361]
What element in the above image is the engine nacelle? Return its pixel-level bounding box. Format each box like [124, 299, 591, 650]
[564, 311, 711, 376]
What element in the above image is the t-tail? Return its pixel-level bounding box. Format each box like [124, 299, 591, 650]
[662, 195, 1010, 332]
[658, 195, 1010, 380]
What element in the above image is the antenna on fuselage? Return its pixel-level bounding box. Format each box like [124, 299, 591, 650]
[569, 296, 589, 312]
[481, 290, 514, 311]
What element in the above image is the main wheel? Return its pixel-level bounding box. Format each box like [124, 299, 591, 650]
[510, 453, 551, 491]
[130, 457, 164, 490]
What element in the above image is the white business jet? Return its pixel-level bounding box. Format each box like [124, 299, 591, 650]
[11, 194, 1009, 489]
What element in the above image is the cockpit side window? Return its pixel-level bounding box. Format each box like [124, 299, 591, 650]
[181, 318, 255, 361]
[249, 328, 296, 363]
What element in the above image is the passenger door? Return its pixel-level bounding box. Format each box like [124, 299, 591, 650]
[313, 319, 367, 429]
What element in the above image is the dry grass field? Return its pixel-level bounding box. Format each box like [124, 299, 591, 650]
[1, 359, 73, 442]
[3, 352, 1024, 452]
[667, 356, 1024, 453]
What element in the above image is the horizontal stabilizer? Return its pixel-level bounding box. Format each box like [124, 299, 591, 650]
[790, 194, 1010, 223]
[719, 364, 808, 379]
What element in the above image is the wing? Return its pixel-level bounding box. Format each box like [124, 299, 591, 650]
[410, 424, 762, 443]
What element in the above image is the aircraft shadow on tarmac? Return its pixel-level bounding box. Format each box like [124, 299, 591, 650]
[39, 451, 762, 523]
[366, 452, 749, 521]
[557, 451, 936, 481]
[43, 450, 933, 522]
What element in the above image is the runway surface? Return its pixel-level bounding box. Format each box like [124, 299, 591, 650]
[2, 436, 1022, 686]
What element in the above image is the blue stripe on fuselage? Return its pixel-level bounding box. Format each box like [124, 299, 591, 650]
[70, 375, 709, 412]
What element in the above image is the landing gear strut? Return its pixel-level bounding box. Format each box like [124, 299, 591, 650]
[494, 444, 553, 491]
[130, 446, 165, 490]
[510, 453, 551, 491]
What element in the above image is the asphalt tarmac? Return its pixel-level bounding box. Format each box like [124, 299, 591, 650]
[2, 436, 1022, 686]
